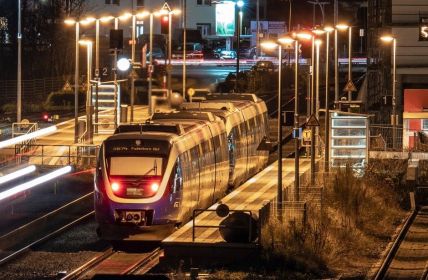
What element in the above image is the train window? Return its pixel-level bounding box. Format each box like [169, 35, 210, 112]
[109, 156, 164, 176]
[172, 157, 183, 193]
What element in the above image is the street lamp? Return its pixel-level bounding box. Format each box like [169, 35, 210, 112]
[335, 23, 351, 104]
[17, 0, 22, 123]
[323, 26, 334, 172]
[79, 39, 93, 144]
[292, 31, 312, 201]
[155, 4, 181, 103]
[261, 39, 284, 213]
[64, 18, 80, 144]
[235, 0, 244, 92]
[381, 35, 397, 150]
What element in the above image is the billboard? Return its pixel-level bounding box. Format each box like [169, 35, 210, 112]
[216, 2, 235, 36]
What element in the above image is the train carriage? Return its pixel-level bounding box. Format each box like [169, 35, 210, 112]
[95, 93, 270, 241]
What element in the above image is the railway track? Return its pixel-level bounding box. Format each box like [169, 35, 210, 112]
[63, 247, 162, 279]
[0, 192, 94, 266]
[374, 206, 428, 280]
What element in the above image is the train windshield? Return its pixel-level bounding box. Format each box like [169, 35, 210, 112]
[109, 157, 164, 176]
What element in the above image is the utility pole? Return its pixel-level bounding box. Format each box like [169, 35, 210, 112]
[17, 0, 22, 123]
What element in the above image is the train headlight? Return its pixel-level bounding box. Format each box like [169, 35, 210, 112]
[150, 182, 159, 193]
[111, 182, 121, 193]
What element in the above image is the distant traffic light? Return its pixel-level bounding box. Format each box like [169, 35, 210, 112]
[161, 15, 169, 34]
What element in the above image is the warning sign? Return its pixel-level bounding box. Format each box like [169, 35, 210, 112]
[306, 114, 320, 127]
[301, 129, 312, 147]
[343, 80, 357, 92]
[302, 129, 311, 141]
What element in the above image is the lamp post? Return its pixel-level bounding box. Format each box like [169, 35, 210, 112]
[261, 40, 284, 212]
[381, 35, 397, 150]
[335, 23, 349, 105]
[324, 26, 334, 172]
[79, 40, 93, 144]
[235, 0, 244, 92]
[17, 0, 22, 123]
[64, 19, 80, 143]
[293, 31, 313, 200]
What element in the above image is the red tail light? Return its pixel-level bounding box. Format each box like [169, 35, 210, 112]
[43, 114, 49, 120]
[111, 182, 121, 194]
[150, 182, 159, 193]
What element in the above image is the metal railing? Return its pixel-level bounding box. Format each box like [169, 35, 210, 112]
[14, 143, 99, 168]
[12, 122, 39, 164]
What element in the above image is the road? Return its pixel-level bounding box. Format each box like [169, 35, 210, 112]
[171, 64, 253, 91]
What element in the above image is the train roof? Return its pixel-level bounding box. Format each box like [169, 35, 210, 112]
[205, 93, 262, 103]
[151, 111, 216, 122]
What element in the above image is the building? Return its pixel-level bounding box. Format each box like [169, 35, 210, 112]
[367, 0, 428, 126]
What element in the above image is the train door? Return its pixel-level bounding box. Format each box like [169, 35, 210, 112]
[227, 128, 237, 185]
[190, 146, 201, 209]
[170, 156, 183, 222]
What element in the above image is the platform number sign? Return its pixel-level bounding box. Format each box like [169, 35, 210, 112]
[419, 17, 428, 41]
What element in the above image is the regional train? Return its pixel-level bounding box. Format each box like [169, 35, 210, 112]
[94, 93, 270, 241]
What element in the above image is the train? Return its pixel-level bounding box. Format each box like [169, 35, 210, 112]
[94, 93, 270, 241]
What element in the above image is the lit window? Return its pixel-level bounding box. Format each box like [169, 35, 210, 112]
[422, 119, 428, 130]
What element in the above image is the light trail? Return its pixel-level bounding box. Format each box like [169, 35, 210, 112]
[0, 165, 36, 185]
[0, 125, 57, 149]
[0, 166, 72, 201]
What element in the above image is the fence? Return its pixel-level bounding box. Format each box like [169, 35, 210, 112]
[370, 124, 403, 150]
[15, 144, 99, 168]
[0, 76, 71, 104]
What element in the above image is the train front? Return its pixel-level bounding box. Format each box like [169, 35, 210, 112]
[94, 135, 181, 241]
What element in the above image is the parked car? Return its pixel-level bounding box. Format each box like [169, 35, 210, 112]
[239, 46, 257, 59]
[172, 43, 204, 59]
[252, 60, 275, 72]
[146, 47, 165, 59]
[216, 50, 237, 59]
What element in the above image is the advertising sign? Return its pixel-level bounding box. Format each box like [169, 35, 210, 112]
[216, 2, 235, 36]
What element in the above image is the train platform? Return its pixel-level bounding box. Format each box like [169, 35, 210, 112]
[161, 158, 312, 265]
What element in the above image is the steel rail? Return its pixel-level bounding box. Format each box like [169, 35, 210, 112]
[63, 247, 162, 279]
[61, 248, 115, 280]
[0, 211, 94, 266]
[373, 208, 419, 280]
[0, 192, 94, 266]
[124, 247, 162, 275]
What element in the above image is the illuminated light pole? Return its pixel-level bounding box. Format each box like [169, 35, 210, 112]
[312, 28, 325, 119]
[323, 26, 334, 172]
[309, 38, 322, 185]
[261, 40, 284, 213]
[64, 18, 80, 143]
[235, 0, 244, 92]
[155, 5, 181, 102]
[381, 35, 397, 150]
[79, 40, 93, 144]
[17, 0, 22, 123]
[292, 31, 313, 200]
[335, 23, 349, 105]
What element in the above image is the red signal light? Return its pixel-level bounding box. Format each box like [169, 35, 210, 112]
[43, 114, 49, 120]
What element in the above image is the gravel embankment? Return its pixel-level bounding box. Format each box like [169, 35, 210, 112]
[0, 219, 108, 280]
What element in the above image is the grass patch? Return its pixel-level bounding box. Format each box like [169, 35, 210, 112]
[205, 162, 408, 279]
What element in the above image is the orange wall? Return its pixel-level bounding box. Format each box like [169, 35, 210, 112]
[404, 89, 428, 112]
